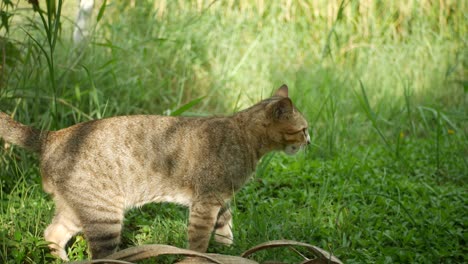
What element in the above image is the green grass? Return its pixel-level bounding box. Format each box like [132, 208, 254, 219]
[0, 0, 466, 263]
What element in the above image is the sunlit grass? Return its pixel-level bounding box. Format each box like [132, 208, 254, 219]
[0, 0, 466, 263]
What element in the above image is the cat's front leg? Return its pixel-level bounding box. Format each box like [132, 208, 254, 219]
[188, 201, 221, 252]
[214, 205, 233, 245]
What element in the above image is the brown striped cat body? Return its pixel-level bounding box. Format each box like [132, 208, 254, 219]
[0, 85, 310, 260]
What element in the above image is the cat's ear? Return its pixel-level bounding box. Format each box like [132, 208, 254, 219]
[272, 97, 293, 119]
[274, 84, 289, 98]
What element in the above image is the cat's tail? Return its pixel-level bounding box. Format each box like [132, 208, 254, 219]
[0, 112, 45, 152]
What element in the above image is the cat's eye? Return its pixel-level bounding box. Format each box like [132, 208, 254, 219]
[285, 130, 301, 135]
[286, 128, 308, 135]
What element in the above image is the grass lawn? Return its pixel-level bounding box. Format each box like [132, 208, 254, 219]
[0, 1, 466, 263]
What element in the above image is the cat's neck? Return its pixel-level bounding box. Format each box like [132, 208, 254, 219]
[232, 110, 274, 159]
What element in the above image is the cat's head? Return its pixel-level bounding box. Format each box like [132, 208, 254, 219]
[264, 85, 310, 155]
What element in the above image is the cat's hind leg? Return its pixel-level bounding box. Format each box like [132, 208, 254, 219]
[79, 206, 125, 259]
[214, 205, 233, 245]
[44, 199, 82, 261]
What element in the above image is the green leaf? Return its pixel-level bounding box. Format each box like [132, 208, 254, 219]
[170, 96, 205, 116]
[0, 11, 11, 32]
[14, 230, 22, 241]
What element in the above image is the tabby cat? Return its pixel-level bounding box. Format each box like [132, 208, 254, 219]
[0, 85, 310, 260]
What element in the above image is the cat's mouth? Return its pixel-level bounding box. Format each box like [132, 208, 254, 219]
[284, 144, 303, 155]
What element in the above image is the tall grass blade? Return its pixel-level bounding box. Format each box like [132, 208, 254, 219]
[97, 0, 108, 23]
[436, 110, 441, 171]
[320, 0, 349, 62]
[354, 80, 391, 151]
[403, 80, 415, 134]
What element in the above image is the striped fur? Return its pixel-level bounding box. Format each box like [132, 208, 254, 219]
[0, 85, 309, 260]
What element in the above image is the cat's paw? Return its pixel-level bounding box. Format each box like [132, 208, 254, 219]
[49, 247, 69, 261]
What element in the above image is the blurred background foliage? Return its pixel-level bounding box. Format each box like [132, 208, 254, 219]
[0, 0, 465, 119]
[0, 0, 466, 263]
